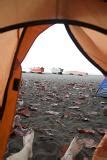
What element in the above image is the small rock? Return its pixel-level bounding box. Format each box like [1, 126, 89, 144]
[51, 103, 58, 107]
[78, 95, 86, 100]
[103, 106, 107, 116]
[65, 94, 70, 98]
[17, 99, 24, 106]
[17, 107, 30, 117]
[97, 128, 107, 135]
[69, 106, 80, 109]
[29, 106, 38, 111]
[81, 117, 89, 122]
[45, 111, 60, 116]
[100, 101, 107, 104]
[72, 100, 82, 105]
[77, 128, 95, 134]
[88, 111, 98, 116]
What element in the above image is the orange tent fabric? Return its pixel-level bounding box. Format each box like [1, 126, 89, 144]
[0, 0, 107, 159]
[0, 0, 107, 32]
[0, 25, 50, 159]
[92, 134, 107, 160]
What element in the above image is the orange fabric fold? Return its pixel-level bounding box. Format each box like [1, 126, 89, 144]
[92, 134, 107, 160]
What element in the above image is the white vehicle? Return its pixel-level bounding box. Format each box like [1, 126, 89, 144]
[51, 67, 63, 74]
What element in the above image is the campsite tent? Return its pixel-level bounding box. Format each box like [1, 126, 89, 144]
[96, 77, 107, 98]
[0, 0, 107, 159]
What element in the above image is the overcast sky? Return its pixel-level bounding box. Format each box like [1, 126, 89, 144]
[21, 24, 102, 75]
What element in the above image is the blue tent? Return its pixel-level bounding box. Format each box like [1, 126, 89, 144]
[96, 78, 107, 98]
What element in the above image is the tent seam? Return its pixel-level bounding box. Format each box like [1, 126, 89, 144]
[0, 19, 107, 34]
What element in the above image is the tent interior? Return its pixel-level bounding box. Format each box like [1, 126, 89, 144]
[0, 0, 107, 159]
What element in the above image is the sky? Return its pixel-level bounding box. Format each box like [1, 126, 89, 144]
[21, 24, 102, 75]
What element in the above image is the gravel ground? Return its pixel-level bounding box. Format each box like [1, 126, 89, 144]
[6, 73, 107, 160]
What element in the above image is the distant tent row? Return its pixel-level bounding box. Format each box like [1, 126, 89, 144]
[0, 0, 107, 159]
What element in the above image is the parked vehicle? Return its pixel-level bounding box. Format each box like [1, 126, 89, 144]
[51, 67, 63, 74]
[31, 67, 44, 74]
[64, 71, 88, 76]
